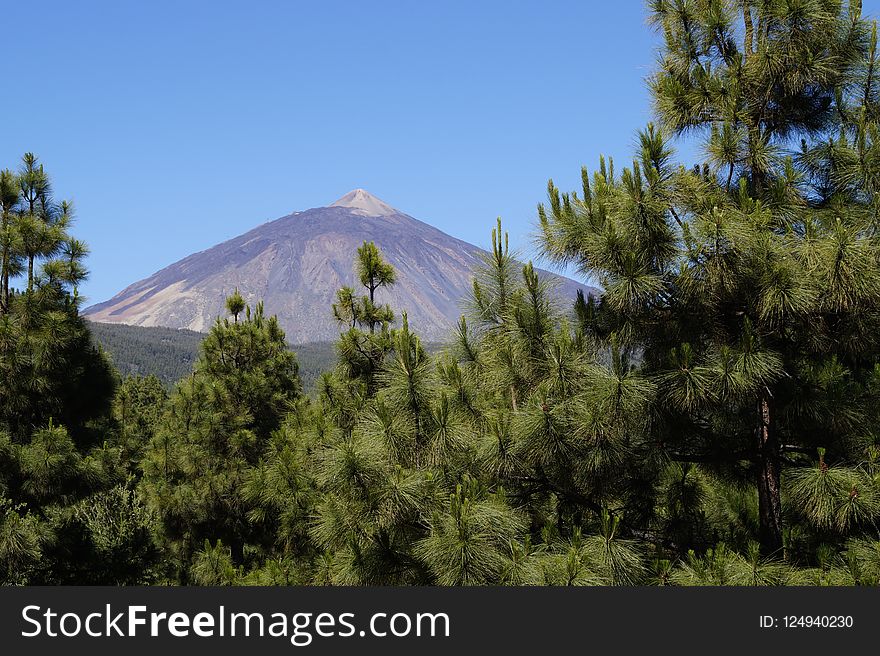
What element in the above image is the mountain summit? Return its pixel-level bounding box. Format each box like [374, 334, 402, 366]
[329, 189, 398, 216]
[85, 194, 595, 343]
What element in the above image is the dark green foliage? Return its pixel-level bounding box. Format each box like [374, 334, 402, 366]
[140, 298, 307, 581]
[90, 321, 435, 394]
[0, 189, 116, 443]
[0, 154, 158, 584]
[113, 374, 167, 472]
[89, 322, 206, 386]
[538, 0, 880, 564]
[7, 3, 880, 586]
[51, 483, 159, 585]
[0, 308, 116, 443]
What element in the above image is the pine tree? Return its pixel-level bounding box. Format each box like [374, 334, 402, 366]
[447, 219, 659, 580]
[140, 296, 303, 579]
[330, 241, 396, 400]
[0, 154, 138, 584]
[310, 236, 541, 585]
[538, 1, 880, 556]
[0, 154, 115, 442]
[356, 241, 396, 333]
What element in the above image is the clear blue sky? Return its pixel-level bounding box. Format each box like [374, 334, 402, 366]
[2, 0, 878, 303]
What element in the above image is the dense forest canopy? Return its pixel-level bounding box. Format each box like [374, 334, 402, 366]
[4, 0, 880, 585]
[88, 323, 331, 392]
[86, 322, 448, 394]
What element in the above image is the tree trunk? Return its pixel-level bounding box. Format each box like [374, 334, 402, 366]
[0, 272, 5, 314]
[756, 395, 782, 556]
[743, 2, 754, 57]
[368, 281, 376, 333]
[1, 211, 10, 312]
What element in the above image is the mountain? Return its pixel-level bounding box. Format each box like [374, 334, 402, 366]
[85, 190, 596, 343]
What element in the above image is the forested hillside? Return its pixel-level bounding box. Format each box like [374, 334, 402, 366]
[88, 322, 206, 385]
[4, 1, 880, 586]
[89, 322, 444, 393]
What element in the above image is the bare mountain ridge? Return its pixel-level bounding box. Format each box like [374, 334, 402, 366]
[85, 191, 597, 343]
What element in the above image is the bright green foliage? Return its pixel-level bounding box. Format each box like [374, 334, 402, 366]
[331, 241, 397, 397]
[311, 313, 436, 585]
[0, 498, 47, 585]
[437, 219, 661, 584]
[415, 480, 525, 586]
[189, 539, 239, 585]
[67, 484, 159, 584]
[226, 289, 246, 322]
[333, 240, 396, 336]
[309, 241, 536, 586]
[670, 543, 795, 586]
[357, 241, 396, 332]
[537, 0, 880, 563]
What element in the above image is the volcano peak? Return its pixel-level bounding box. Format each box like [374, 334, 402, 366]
[329, 189, 398, 216]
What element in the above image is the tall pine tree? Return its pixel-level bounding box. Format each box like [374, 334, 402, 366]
[538, 0, 880, 556]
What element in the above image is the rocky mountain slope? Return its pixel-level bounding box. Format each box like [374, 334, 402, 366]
[85, 190, 595, 343]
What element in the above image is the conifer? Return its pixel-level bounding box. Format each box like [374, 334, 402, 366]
[538, 0, 880, 557]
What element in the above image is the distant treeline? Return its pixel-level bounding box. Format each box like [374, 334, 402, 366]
[88, 321, 445, 394]
[88, 322, 206, 386]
